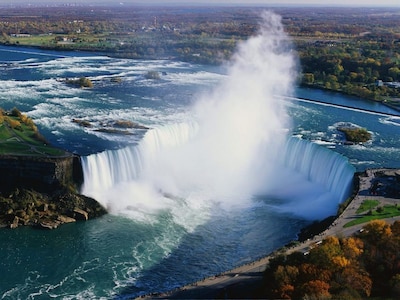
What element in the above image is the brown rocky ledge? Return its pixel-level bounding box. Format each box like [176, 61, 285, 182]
[0, 188, 106, 229]
[0, 154, 107, 229]
[0, 108, 107, 229]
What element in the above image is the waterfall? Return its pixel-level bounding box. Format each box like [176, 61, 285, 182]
[81, 123, 355, 220]
[281, 137, 355, 205]
[81, 122, 198, 202]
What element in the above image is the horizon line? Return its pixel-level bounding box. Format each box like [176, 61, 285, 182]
[0, 2, 399, 8]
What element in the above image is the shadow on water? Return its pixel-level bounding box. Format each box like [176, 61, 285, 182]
[113, 205, 308, 300]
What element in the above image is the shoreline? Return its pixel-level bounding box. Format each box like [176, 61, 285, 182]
[2, 43, 400, 112]
[300, 83, 400, 114]
[139, 168, 400, 299]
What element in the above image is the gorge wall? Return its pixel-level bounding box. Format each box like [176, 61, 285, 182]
[0, 154, 83, 193]
[0, 154, 108, 229]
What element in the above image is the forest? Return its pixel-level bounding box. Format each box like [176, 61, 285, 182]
[0, 5, 399, 102]
[261, 220, 400, 299]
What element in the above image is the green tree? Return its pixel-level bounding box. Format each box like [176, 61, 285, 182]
[388, 66, 400, 81]
[303, 73, 315, 84]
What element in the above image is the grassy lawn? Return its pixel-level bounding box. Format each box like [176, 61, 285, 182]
[356, 199, 379, 214]
[344, 201, 400, 228]
[0, 142, 31, 154]
[0, 124, 13, 140]
[9, 33, 114, 50]
[0, 113, 67, 157]
[9, 35, 56, 46]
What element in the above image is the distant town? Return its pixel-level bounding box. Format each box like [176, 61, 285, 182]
[0, 5, 399, 102]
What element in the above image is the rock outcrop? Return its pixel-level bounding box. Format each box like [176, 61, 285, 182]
[0, 155, 106, 229]
[0, 188, 107, 229]
[0, 107, 106, 229]
[0, 155, 83, 193]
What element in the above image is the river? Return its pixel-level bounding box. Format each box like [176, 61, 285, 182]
[0, 44, 400, 299]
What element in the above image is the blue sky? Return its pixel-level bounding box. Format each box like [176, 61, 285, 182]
[2, 0, 400, 7]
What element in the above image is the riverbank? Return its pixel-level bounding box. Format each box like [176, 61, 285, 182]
[140, 168, 400, 299]
[300, 83, 400, 115]
[2, 41, 399, 110]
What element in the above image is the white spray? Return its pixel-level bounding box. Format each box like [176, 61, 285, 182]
[82, 11, 300, 221]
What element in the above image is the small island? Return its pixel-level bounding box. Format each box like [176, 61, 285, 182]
[65, 76, 93, 88]
[72, 118, 149, 135]
[338, 126, 372, 144]
[0, 108, 106, 229]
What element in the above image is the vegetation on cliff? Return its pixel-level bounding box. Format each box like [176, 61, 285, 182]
[0, 107, 66, 156]
[0, 108, 107, 229]
[262, 220, 400, 299]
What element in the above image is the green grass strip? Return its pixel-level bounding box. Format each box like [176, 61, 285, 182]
[344, 205, 400, 228]
[356, 199, 379, 214]
[0, 113, 67, 157]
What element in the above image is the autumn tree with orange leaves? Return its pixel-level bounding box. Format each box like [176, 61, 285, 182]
[262, 220, 400, 299]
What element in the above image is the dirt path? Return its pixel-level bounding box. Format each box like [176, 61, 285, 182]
[140, 168, 400, 299]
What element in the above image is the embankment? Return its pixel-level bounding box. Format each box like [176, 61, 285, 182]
[0, 154, 83, 193]
[0, 154, 106, 229]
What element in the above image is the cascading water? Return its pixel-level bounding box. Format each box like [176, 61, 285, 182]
[81, 11, 354, 223]
[282, 137, 355, 203]
[81, 126, 355, 220]
[268, 137, 355, 219]
[81, 122, 199, 202]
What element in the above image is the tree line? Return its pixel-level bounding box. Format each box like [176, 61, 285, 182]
[0, 6, 399, 101]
